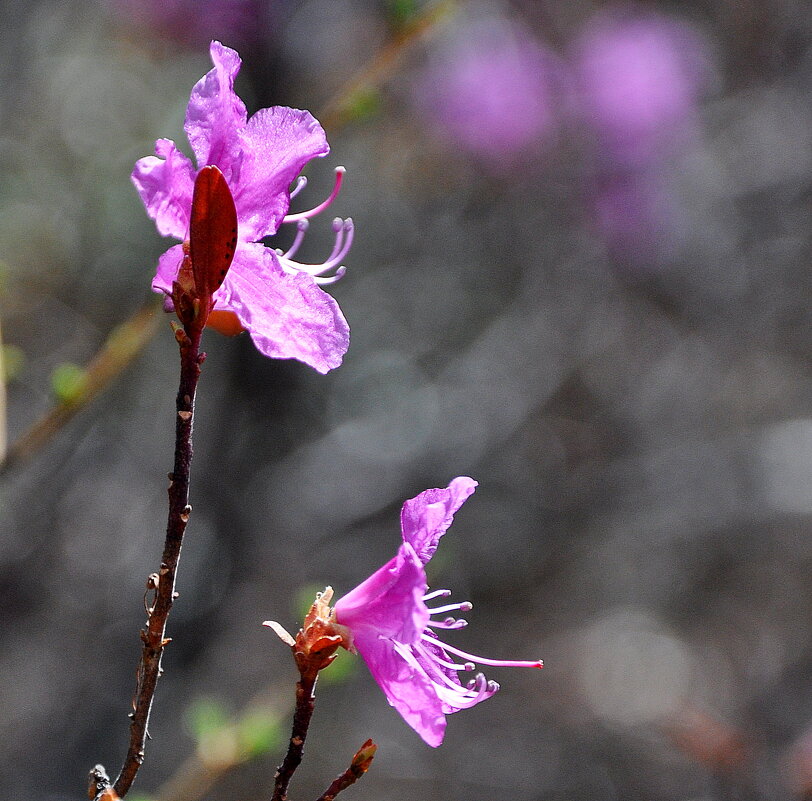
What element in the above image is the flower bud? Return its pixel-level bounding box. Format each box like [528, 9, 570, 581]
[264, 587, 352, 678]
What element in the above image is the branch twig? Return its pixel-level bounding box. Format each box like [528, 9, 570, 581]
[112, 323, 204, 798]
[272, 670, 318, 801]
[266, 589, 348, 801]
[314, 740, 377, 801]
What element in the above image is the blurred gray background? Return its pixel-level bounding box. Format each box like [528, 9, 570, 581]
[1, 0, 812, 799]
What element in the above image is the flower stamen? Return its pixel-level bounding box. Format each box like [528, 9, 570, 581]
[427, 617, 468, 630]
[398, 642, 479, 699]
[426, 600, 473, 616]
[283, 166, 345, 223]
[420, 633, 544, 669]
[276, 217, 353, 285]
[392, 636, 498, 711]
[289, 175, 308, 199]
[423, 589, 453, 602]
[415, 643, 473, 672]
[462, 674, 501, 704]
[281, 219, 309, 259]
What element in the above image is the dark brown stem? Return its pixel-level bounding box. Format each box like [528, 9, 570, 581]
[272, 671, 319, 801]
[314, 740, 377, 801]
[112, 324, 204, 798]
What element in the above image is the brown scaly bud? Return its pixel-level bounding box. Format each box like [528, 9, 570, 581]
[315, 738, 378, 801]
[170, 243, 200, 329]
[264, 587, 352, 678]
[350, 739, 377, 775]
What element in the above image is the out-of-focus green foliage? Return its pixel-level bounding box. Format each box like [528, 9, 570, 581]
[185, 697, 230, 744]
[185, 695, 282, 765]
[343, 87, 382, 124]
[235, 708, 282, 758]
[50, 362, 87, 404]
[387, 0, 421, 29]
[319, 648, 357, 686]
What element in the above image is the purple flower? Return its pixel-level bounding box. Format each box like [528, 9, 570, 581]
[132, 41, 351, 373]
[575, 10, 709, 167]
[573, 10, 711, 261]
[414, 17, 564, 168]
[334, 478, 543, 747]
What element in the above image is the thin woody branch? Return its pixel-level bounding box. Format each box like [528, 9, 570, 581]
[267, 589, 348, 801]
[111, 324, 204, 798]
[272, 671, 319, 801]
[314, 740, 377, 801]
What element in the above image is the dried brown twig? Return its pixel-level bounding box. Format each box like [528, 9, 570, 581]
[266, 588, 348, 801]
[260, 589, 377, 801]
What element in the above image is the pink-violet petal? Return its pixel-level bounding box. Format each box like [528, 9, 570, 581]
[185, 41, 247, 177]
[335, 544, 429, 644]
[131, 139, 196, 239]
[400, 477, 478, 565]
[152, 243, 185, 295]
[353, 632, 447, 747]
[234, 106, 330, 240]
[213, 243, 349, 373]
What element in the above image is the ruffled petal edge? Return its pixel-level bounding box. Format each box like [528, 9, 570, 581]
[131, 139, 196, 239]
[235, 106, 330, 240]
[213, 243, 349, 373]
[184, 40, 248, 176]
[400, 478, 479, 565]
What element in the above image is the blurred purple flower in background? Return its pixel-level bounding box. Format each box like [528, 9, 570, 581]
[573, 8, 711, 260]
[335, 478, 543, 747]
[133, 41, 351, 373]
[575, 9, 709, 167]
[414, 15, 564, 168]
[106, 0, 273, 48]
[591, 168, 681, 261]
